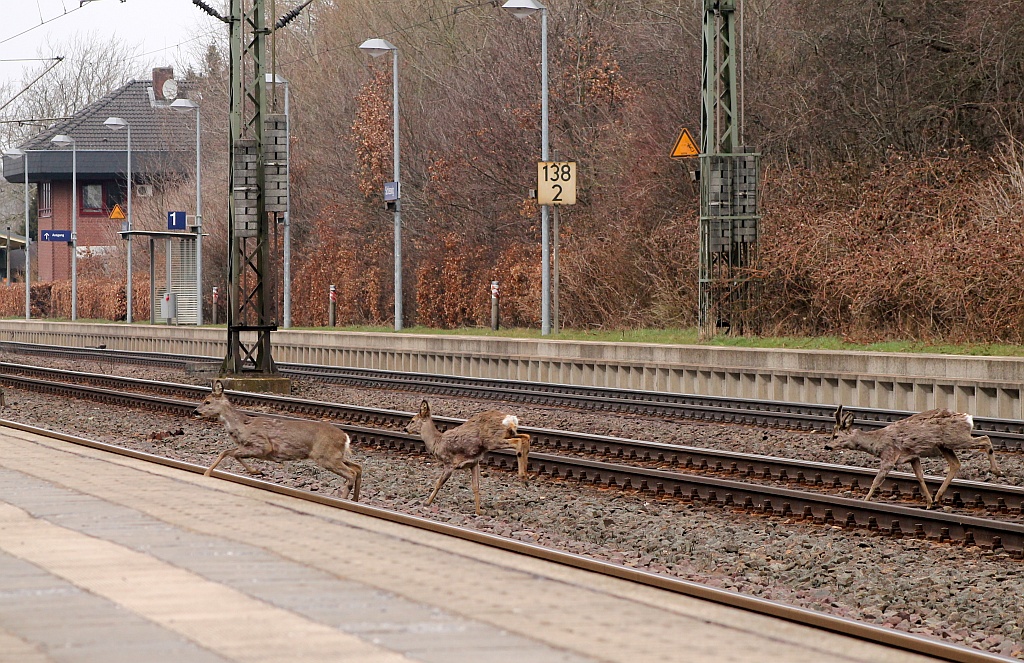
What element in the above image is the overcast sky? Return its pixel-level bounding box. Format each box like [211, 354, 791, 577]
[0, 0, 223, 85]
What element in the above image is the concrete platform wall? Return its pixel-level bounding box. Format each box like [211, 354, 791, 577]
[2, 320, 1022, 419]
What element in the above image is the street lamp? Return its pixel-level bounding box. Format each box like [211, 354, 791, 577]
[502, 0, 551, 335]
[104, 116, 133, 323]
[3, 148, 31, 320]
[50, 133, 77, 321]
[359, 37, 403, 331]
[170, 98, 203, 326]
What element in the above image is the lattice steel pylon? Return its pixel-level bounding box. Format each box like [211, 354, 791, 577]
[698, 0, 760, 339]
[191, 0, 303, 377]
[221, 0, 275, 375]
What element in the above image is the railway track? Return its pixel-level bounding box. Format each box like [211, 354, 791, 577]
[3, 340, 1023, 451]
[3, 419, 1008, 663]
[1, 364, 1022, 560]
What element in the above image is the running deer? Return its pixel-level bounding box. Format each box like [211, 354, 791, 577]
[193, 381, 362, 501]
[405, 400, 531, 515]
[824, 405, 1003, 508]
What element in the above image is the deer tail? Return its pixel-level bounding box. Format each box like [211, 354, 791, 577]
[502, 414, 520, 433]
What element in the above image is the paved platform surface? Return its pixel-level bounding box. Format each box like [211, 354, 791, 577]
[0, 425, 944, 663]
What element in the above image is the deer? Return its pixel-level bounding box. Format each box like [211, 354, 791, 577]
[824, 404, 1003, 508]
[193, 381, 362, 501]
[405, 400, 531, 515]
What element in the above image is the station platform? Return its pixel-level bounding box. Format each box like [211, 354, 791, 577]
[0, 425, 942, 663]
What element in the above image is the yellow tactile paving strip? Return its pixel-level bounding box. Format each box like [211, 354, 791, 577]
[0, 502, 413, 663]
[0, 426, 940, 663]
[0, 628, 52, 663]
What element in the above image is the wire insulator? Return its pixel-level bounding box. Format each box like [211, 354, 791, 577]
[192, 0, 230, 23]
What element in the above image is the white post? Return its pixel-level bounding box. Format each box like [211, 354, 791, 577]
[392, 48, 402, 331]
[540, 7, 550, 335]
[195, 106, 203, 325]
[71, 141, 77, 321]
[126, 124, 133, 323]
[23, 153, 30, 319]
[282, 81, 292, 328]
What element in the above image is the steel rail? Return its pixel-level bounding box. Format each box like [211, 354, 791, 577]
[0, 418, 1013, 663]
[1, 369, 1022, 559]
[2, 340, 1023, 451]
[2, 361, 1022, 519]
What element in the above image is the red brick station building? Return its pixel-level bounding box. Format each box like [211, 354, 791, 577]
[2, 68, 193, 282]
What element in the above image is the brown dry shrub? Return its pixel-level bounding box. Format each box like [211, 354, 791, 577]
[289, 207, 392, 327]
[756, 148, 1024, 342]
[415, 231, 489, 329]
[491, 242, 541, 328]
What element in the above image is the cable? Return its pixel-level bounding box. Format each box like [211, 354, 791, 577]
[0, 57, 64, 114]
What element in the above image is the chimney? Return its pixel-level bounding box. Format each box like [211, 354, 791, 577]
[152, 67, 174, 101]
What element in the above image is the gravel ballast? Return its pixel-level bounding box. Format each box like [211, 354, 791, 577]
[2, 353, 1023, 659]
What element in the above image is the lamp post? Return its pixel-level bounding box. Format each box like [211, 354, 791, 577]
[170, 98, 203, 326]
[359, 38, 403, 331]
[502, 0, 550, 335]
[104, 117, 133, 323]
[50, 134, 77, 320]
[3, 148, 31, 319]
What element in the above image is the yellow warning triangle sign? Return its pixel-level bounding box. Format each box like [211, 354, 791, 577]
[670, 127, 699, 158]
[109, 204, 126, 220]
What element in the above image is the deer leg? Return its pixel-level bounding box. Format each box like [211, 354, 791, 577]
[425, 468, 454, 506]
[321, 458, 362, 502]
[934, 448, 962, 505]
[865, 461, 895, 501]
[232, 456, 263, 475]
[347, 461, 362, 502]
[471, 463, 482, 516]
[908, 458, 934, 508]
[974, 435, 1003, 476]
[512, 434, 531, 480]
[204, 449, 235, 477]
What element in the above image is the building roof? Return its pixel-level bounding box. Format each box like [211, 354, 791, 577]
[2, 76, 195, 183]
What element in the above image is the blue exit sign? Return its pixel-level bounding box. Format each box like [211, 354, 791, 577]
[167, 211, 187, 230]
[41, 230, 71, 242]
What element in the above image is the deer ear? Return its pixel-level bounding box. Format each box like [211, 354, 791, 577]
[419, 400, 430, 416]
[842, 412, 855, 429]
[212, 380, 223, 396]
[834, 405, 844, 424]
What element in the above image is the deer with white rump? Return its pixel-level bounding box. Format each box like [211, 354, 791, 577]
[824, 405, 1003, 508]
[194, 381, 362, 501]
[405, 400, 531, 515]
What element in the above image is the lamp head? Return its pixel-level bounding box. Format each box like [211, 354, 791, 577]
[359, 38, 397, 58]
[170, 98, 199, 112]
[502, 0, 545, 18]
[104, 117, 128, 130]
[50, 134, 74, 147]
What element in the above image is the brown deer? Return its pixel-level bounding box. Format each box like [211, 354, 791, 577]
[405, 400, 531, 515]
[193, 381, 362, 501]
[824, 405, 1003, 508]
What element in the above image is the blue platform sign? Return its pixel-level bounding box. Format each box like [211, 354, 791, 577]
[167, 211, 187, 230]
[41, 230, 71, 242]
[383, 181, 400, 202]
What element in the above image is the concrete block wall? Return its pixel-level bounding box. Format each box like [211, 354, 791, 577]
[1, 320, 1022, 419]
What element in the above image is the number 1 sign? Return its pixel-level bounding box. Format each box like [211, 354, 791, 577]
[537, 161, 577, 205]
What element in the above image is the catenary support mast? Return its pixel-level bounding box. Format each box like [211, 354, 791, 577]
[698, 0, 760, 339]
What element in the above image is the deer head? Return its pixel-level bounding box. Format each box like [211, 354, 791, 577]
[824, 404, 856, 451]
[405, 400, 431, 436]
[194, 380, 228, 420]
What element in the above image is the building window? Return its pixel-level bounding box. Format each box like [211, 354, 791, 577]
[38, 182, 52, 217]
[81, 184, 104, 213]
